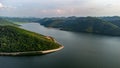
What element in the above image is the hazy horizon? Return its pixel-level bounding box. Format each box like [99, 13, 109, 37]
[0, 0, 120, 17]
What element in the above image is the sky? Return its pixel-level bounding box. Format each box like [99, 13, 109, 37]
[0, 0, 120, 17]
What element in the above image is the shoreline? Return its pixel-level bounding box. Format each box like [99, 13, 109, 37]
[0, 45, 64, 56]
[0, 26, 64, 56]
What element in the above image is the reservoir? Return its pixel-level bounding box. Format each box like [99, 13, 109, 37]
[1, 23, 120, 68]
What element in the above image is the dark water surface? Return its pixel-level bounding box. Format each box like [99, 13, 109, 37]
[1, 23, 120, 68]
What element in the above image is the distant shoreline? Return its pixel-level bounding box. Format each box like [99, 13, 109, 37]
[0, 45, 64, 56]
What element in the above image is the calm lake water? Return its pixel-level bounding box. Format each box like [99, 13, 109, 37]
[1, 23, 120, 68]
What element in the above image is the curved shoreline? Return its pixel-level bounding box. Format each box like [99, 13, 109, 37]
[0, 29, 64, 56]
[0, 45, 64, 56]
[0, 36, 64, 56]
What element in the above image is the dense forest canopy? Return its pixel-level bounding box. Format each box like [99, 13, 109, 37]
[0, 18, 61, 52]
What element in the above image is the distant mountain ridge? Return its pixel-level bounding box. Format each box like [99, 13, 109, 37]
[99, 16, 120, 27]
[0, 18, 17, 26]
[2, 16, 120, 36]
[36, 16, 120, 36]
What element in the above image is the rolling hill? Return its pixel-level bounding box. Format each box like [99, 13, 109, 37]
[0, 18, 18, 26]
[37, 17, 120, 36]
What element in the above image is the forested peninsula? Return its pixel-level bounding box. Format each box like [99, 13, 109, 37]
[0, 18, 63, 56]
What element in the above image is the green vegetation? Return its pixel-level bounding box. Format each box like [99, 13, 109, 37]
[2, 16, 120, 36]
[37, 17, 120, 36]
[86, 27, 93, 33]
[0, 26, 60, 52]
[0, 18, 18, 26]
[0, 18, 61, 52]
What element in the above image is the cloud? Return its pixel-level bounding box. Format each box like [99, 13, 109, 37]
[1, 0, 120, 17]
[0, 2, 16, 10]
[0, 3, 4, 8]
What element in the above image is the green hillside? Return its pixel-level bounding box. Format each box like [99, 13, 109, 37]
[0, 26, 60, 52]
[38, 17, 120, 36]
[0, 18, 17, 26]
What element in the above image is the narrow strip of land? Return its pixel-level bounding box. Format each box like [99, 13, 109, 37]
[0, 45, 64, 56]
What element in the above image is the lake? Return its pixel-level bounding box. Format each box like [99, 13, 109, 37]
[1, 23, 120, 68]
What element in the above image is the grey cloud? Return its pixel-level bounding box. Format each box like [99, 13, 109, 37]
[1, 0, 120, 17]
